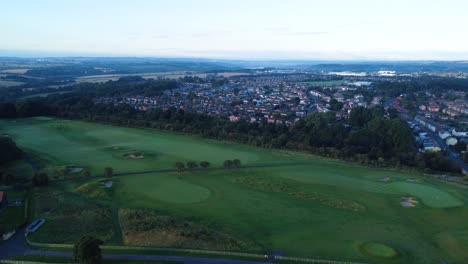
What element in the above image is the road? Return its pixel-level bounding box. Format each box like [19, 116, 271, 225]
[398, 110, 468, 175]
[0, 228, 272, 264]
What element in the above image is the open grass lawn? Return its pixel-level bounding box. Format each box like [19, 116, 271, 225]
[304, 80, 344, 86]
[0, 79, 24, 88]
[1, 117, 468, 263]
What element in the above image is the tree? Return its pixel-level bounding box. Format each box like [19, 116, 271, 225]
[83, 170, 91, 177]
[187, 161, 198, 171]
[175, 161, 185, 172]
[0, 103, 17, 118]
[233, 159, 241, 168]
[32, 173, 48, 187]
[3, 174, 15, 185]
[349, 107, 373, 127]
[104, 167, 113, 177]
[200, 161, 210, 168]
[0, 137, 23, 165]
[73, 236, 103, 264]
[329, 99, 343, 111]
[223, 160, 233, 169]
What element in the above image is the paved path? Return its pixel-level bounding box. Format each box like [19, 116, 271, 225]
[0, 229, 271, 264]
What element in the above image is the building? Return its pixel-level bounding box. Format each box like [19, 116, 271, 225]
[452, 129, 468, 137]
[428, 103, 440, 113]
[438, 130, 451, 140]
[446, 137, 458, 146]
[422, 140, 441, 152]
[415, 116, 442, 132]
[377, 71, 396, 77]
[0, 192, 7, 210]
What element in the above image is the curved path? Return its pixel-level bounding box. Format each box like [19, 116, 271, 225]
[0, 228, 272, 264]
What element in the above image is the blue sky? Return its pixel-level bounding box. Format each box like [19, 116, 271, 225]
[1, 0, 468, 60]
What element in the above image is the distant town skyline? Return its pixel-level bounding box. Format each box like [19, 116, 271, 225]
[2, 0, 468, 60]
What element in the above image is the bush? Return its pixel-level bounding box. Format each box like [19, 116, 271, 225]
[32, 173, 49, 187]
[200, 161, 210, 168]
[74, 236, 103, 264]
[187, 161, 198, 170]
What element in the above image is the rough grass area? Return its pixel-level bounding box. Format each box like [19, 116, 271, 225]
[75, 179, 113, 200]
[233, 176, 365, 211]
[119, 209, 250, 251]
[29, 188, 119, 244]
[0, 189, 27, 231]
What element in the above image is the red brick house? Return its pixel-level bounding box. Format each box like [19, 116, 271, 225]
[0, 192, 7, 209]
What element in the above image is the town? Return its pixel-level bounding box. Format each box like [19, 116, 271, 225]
[94, 72, 468, 163]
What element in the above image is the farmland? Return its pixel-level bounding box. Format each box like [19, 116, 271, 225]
[304, 80, 344, 86]
[1, 117, 468, 263]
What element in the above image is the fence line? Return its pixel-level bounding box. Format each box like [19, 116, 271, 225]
[25, 237, 369, 264]
[1, 261, 68, 264]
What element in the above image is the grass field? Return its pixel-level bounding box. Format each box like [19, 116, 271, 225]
[0, 79, 24, 88]
[18, 91, 72, 100]
[304, 80, 344, 86]
[1, 117, 468, 264]
[76, 72, 249, 84]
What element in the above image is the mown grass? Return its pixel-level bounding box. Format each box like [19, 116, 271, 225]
[304, 80, 344, 86]
[2, 118, 468, 264]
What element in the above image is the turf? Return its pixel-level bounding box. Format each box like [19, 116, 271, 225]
[359, 242, 397, 258]
[304, 80, 344, 86]
[2, 117, 468, 264]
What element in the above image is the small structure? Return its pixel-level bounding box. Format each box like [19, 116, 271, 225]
[0, 192, 7, 209]
[26, 219, 45, 233]
[100, 181, 113, 188]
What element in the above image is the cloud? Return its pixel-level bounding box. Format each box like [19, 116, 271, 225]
[276, 31, 329, 36]
[188, 30, 232, 38]
[264, 27, 329, 36]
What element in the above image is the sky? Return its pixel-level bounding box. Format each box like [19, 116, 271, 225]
[1, 0, 468, 60]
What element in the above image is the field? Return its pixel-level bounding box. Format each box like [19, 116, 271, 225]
[0, 79, 24, 88]
[1, 117, 468, 263]
[304, 80, 344, 86]
[0, 69, 29, 74]
[76, 72, 249, 83]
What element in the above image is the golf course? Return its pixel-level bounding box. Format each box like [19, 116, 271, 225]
[1, 117, 468, 264]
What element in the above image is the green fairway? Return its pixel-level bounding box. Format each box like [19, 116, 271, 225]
[304, 80, 344, 86]
[2, 117, 468, 264]
[115, 175, 211, 204]
[359, 242, 398, 258]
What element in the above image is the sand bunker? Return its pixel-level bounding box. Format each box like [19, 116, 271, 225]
[100, 181, 113, 188]
[379, 177, 392, 183]
[124, 151, 144, 159]
[406, 179, 420, 183]
[400, 196, 418, 207]
[67, 167, 83, 174]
